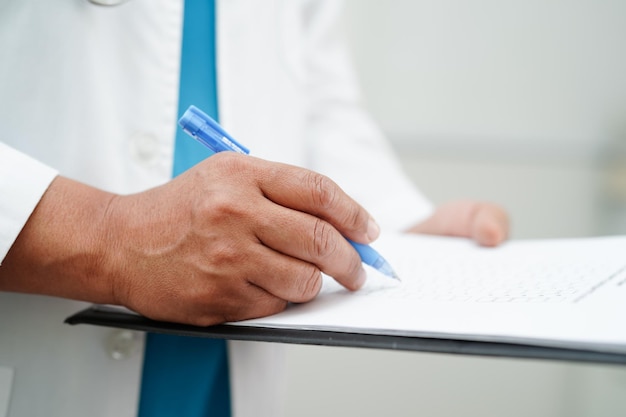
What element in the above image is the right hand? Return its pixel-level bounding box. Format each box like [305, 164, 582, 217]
[0, 153, 378, 326]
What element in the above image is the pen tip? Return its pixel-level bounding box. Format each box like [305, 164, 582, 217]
[378, 263, 400, 281]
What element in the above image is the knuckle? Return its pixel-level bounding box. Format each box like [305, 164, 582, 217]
[239, 291, 287, 320]
[311, 219, 337, 259]
[211, 242, 246, 268]
[305, 171, 337, 210]
[344, 202, 366, 230]
[202, 193, 234, 219]
[294, 267, 322, 302]
[197, 191, 250, 227]
[303, 171, 366, 232]
[217, 297, 249, 323]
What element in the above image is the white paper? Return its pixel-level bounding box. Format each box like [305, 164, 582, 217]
[237, 234, 626, 354]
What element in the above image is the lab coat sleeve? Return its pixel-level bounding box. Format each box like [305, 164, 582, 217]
[302, 0, 433, 232]
[0, 141, 58, 263]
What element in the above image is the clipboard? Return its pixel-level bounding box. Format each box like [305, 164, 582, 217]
[65, 304, 626, 365]
[66, 234, 626, 366]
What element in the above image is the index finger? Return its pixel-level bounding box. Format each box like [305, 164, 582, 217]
[254, 158, 380, 244]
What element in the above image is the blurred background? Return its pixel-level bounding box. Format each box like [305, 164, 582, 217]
[283, 0, 626, 415]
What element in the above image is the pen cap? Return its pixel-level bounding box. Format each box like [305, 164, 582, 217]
[178, 105, 250, 154]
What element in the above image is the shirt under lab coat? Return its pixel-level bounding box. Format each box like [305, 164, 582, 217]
[0, 1, 433, 416]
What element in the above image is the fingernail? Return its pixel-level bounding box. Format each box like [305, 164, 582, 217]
[367, 217, 380, 241]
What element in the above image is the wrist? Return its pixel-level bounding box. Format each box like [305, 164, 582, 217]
[0, 176, 120, 304]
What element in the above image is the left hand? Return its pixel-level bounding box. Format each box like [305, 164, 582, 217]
[407, 200, 509, 247]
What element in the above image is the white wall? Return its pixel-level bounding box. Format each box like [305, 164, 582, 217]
[342, 0, 626, 161]
[284, 1, 626, 416]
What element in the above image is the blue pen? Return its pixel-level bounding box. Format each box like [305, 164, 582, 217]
[179, 105, 399, 280]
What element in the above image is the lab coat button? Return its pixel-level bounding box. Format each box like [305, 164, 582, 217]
[106, 330, 141, 360]
[129, 132, 159, 165]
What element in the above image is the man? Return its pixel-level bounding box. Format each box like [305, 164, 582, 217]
[0, 1, 507, 416]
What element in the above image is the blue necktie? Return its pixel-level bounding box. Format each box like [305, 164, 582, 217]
[138, 1, 231, 416]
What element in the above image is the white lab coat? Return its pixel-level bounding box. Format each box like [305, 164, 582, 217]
[0, 1, 432, 416]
